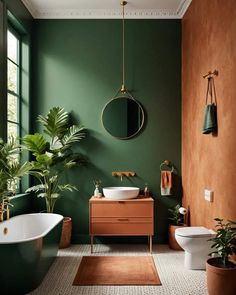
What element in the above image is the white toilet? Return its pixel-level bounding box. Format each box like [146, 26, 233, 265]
[175, 226, 215, 270]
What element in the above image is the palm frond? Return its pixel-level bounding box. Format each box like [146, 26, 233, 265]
[58, 184, 78, 192]
[61, 125, 85, 147]
[37, 107, 68, 138]
[0, 136, 20, 161]
[8, 161, 32, 178]
[26, 184, 47, 193]
[28, 170, 46, 180]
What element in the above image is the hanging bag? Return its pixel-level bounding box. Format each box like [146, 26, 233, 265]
[202, 77, 217, 134]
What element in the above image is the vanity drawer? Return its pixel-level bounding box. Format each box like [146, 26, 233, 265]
[90, 222, 153, 235]
[90, 201, 153, 218]
[91, 217, 152, 223]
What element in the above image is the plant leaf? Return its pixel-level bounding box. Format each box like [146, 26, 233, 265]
[58, 184, 78, 192]
[23, 133, 48, 155]
[36, 154, 53, 166]
[26, 184, 47, 193]
[61, 125, 85, 148]
[51, 193, 60, 199]
[37, 107, 68, 138]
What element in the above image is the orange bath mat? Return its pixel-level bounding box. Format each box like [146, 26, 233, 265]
[73, 256, 161, 285]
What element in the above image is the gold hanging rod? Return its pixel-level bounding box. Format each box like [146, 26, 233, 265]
[203, 70, 219, 79]
[120, 1, 128, 93]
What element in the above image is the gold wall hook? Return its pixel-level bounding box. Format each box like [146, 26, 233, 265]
[203, 70, 219, 79]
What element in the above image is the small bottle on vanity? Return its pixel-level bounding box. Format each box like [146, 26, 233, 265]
[144, 183, 149, 197]
[94, 185, 99, 197]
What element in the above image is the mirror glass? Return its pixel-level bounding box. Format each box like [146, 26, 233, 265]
[102, 96, 144, 139]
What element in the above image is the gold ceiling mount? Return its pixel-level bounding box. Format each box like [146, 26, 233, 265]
[121, 1, 128, 93]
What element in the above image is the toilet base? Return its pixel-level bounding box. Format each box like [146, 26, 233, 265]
[184, 251, 208, 270]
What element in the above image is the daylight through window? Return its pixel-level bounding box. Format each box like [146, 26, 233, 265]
[7, 29, 21, 141]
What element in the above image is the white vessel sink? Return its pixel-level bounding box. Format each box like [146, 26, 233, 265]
[103, 187, 140, 200]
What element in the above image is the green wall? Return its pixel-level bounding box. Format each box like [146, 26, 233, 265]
[32, 19, 181, 243]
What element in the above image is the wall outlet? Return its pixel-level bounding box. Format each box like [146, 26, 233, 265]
[204, 189, 214, 202]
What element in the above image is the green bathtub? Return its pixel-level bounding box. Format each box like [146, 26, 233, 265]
[0, 213, 63, 294]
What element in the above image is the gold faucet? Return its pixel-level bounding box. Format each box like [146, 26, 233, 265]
[112, 171, 136, 182]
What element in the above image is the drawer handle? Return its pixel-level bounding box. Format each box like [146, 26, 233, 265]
[118, 201, 125, 204]
[117, 218, 129, 221]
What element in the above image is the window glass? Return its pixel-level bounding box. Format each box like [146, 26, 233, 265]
[7, 93, 18, 122]
[7, 30, 18, 63]
[7, 122, 18, 139]
[7, 60, 18, 93]
[7, 28, 20, 142]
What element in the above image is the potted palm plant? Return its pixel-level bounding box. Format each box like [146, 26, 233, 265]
[23, 107, 86, 248]
[206, 218, 236, 295]
[168, 204, 187, 250]
[0, 137, 31, 221]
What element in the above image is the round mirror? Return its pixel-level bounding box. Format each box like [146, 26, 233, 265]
[102, 96, 145, 139]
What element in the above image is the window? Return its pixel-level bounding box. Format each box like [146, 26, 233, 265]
[7, 28, 21, 141]
[7, 28, 22, 192]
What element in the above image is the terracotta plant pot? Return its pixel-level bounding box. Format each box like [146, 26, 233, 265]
[59, 217, 72, 249]
[206, 257, 236, 295]
[168, 224, 186, 250]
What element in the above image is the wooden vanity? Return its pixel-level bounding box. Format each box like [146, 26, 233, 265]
[89, 196, 154, 253]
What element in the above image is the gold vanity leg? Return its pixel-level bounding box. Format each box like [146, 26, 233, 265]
[91, 235, 93, 254]
[150, 235, 152, 254]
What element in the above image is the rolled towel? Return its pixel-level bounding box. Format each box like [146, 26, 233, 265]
[202, 103, 217, 134]
[160, 170, 172, 196]
[202, 77, 217, 134]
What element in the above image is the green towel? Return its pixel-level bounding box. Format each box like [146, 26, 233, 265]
[202, 103, 217, 134]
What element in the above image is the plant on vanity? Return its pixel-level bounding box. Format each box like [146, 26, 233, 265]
[93, 180, 102, 197]
[23, 107, 86, 213]
[0, 137, 31, 221]
[206, 218, 236, 295]
[168, 204, 187, 250]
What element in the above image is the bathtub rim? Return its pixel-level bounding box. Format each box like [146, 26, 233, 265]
[0, 213, 63, 244]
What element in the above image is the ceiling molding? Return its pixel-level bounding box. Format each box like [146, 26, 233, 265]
[22, 0, 37, 18]
[22, 0, 192, 19]
[177, 0, 192, 18]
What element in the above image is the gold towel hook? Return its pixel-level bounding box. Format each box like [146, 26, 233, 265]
[203, 70, 219, 79]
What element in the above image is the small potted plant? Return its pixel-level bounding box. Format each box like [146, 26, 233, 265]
[168, 204, 187, 250]
[93, 180, 102, 197]
[206, 218, 236, 295]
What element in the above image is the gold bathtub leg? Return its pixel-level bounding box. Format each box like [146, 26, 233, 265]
[6, 206, 10, 220]
[149, 235, 152, 254]
[91, 235, 94, 254]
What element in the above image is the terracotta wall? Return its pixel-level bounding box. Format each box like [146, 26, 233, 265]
[182, 0, 236, 228]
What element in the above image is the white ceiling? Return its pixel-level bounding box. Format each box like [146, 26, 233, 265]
[21, 0, 192, 19]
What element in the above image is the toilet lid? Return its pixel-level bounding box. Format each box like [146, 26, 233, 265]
[175, 226, 213, 238]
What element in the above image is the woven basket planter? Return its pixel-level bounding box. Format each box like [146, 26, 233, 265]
[168, 224, 186, 250]
[59, 217, 72, 249]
